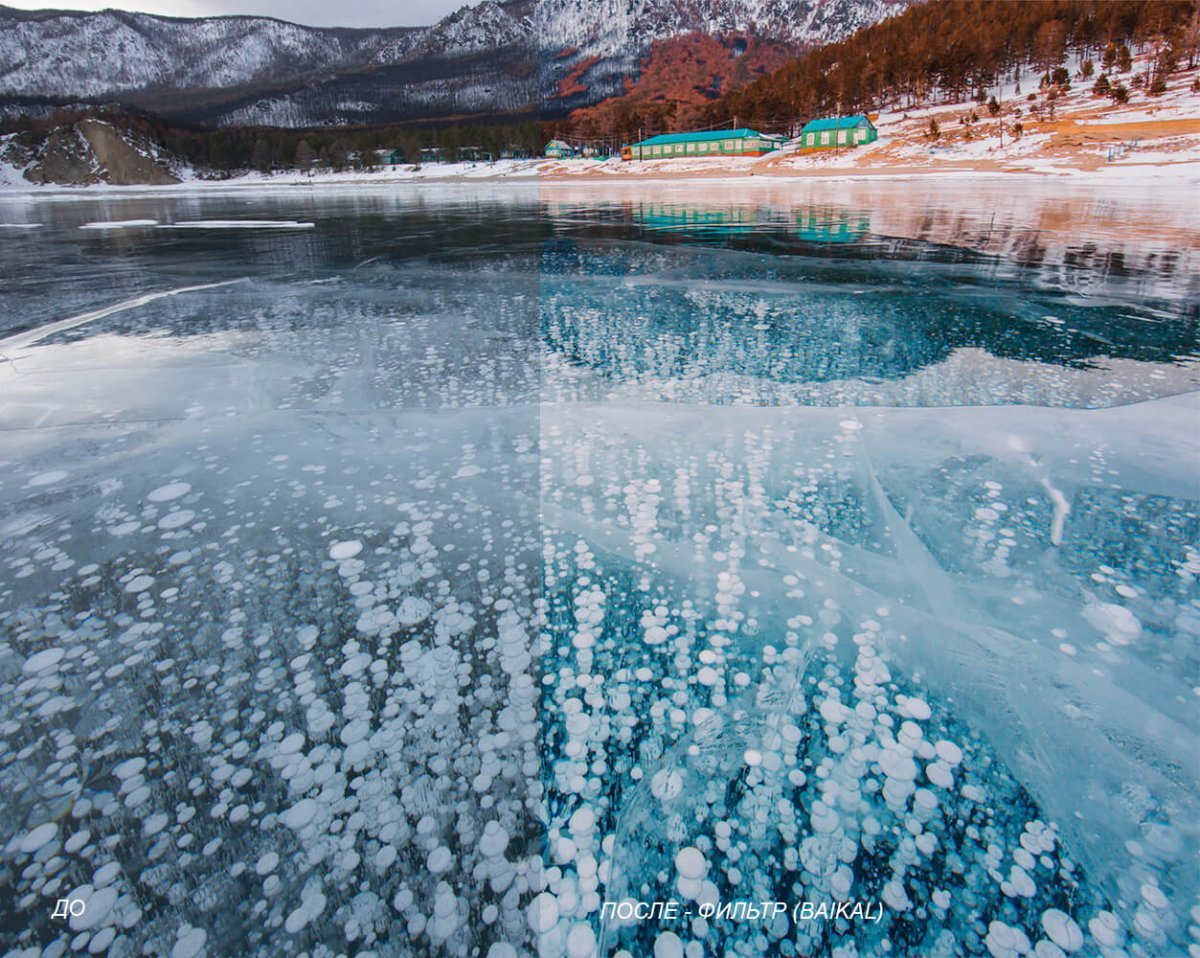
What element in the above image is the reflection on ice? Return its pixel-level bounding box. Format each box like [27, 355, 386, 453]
[540, 212, 1198, 408]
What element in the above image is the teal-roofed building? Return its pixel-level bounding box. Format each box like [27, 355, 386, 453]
[622, 129, 781, 161]
[544, 139, 576, 159]
[797, 116, 878, 150]
[376, 149, 407, 166]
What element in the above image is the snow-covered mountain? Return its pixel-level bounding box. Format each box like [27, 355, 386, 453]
[537, 0, 916, 111]
[0, 0, 913, 126]
[0, 1, 535, 125]
[0, 7, 420, 99]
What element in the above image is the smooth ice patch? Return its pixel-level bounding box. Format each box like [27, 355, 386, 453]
[162, 220, 315, 230]
[26, 470, 68, 487]
[80, 220, 159, 230]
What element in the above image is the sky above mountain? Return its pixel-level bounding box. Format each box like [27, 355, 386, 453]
[0, 0, 465, 27]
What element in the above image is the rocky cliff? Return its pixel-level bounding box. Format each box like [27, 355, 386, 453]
[17, 119, 178, 186]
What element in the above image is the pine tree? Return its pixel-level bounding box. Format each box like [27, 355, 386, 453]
[251, 138, 270, 173]
[295, 139, 315, 171]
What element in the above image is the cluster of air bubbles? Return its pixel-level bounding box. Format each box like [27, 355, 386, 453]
[1, 209, 1195, 958]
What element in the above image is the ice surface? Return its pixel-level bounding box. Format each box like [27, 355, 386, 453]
[0, 191, 544, 956]
[533, 187, 1196, 958]
[0, 184, 1195, 957]
[79, 220, 159, 230]
[160, 220, 316, 229]
[551, 396, 1198, 957]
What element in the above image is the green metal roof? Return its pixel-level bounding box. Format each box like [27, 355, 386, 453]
[637, 128, 765, 146]
[800, 115, 872, 133]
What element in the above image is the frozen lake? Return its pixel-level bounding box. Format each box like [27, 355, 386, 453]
[0, 180, 1196, 958]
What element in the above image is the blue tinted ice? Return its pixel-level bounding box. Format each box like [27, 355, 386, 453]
[0, 181, 1196, 957]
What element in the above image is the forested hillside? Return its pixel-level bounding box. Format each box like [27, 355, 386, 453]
[549, 0, 1198, 140]
[707, 0, 1198, 131]
[1, 106, 543, 176]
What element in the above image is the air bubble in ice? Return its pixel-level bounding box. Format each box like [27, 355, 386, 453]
[147, 482, 191, 502]
[18, 822, 57, 853]
[329, 540, 363, 560]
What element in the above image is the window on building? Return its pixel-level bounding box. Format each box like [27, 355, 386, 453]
[838, 130, 847, 144]
[723, 141, 733, 151]
[821, 132, 830, 145]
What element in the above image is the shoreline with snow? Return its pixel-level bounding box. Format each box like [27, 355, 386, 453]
[0, 151, 1196, 200]
[2, 69, 1197, 197]
[3, 43, 1198, 197]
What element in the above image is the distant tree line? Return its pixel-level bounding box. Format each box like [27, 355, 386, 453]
[0, 106, 543, 174]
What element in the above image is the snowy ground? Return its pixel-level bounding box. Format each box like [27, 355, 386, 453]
[546, 54, 1200, 183]
[0, 154, 546, 193]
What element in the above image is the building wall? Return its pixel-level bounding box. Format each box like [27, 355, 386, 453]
[629, 137, 775, 160]
[800, 124, 877, 150]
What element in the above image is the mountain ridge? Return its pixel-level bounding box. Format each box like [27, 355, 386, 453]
[0, 0, 915, 127]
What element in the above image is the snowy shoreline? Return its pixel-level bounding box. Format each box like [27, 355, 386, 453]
[0, 155, 1196, 201]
